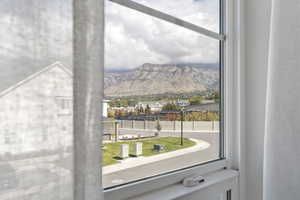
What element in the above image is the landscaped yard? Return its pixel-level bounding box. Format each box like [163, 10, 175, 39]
[102, 137, 196, 166]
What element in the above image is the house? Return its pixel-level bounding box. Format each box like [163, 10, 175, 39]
[0, 62, 73, 156]
[175, 99, 190, 107]
[184, 103, 219, 112]
[102, 100, 110, 118]
[136, 101, 165, 112]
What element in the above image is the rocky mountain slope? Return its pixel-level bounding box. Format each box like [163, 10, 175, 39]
[104, 63, 219, 97]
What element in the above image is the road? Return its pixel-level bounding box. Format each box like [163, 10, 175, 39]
[0, 129, 220, 197]
[103, 130, 220, 188]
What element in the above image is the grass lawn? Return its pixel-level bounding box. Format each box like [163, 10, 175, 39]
[103, 137, 196, 166]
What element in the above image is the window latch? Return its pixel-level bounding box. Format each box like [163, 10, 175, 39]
[182, 175, 205, 187]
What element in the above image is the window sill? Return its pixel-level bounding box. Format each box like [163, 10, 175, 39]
[128, 169, 239, 200]
[104, 159, 227, 200]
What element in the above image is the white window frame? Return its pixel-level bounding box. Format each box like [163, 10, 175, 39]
[102, 0, 244, 199]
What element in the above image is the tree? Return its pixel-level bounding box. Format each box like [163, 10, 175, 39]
[108, 99, 129, 107]
[139, 106, 144, 113]
[162, 103, 180, 111]
[107, 111, 115, 119]
[115, 110, 126, 118]
[145, 104, 151, 114]
[189, 96, 203, 105]
[119, 99, 129, 107]
[155, 119, 162, 137]
[166, 113, 180, 121]
[185, 112, 202, 121]
[207, 91, 220, 102]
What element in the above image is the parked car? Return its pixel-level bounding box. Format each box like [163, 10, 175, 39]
[0, 163, 18, 191]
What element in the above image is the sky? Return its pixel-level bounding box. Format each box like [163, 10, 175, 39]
[105, 0, 220, 70]
[0, 0, 219, 84]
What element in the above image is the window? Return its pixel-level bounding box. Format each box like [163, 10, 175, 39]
[56, 97, 72, 115]
[103, 0, 227, 191]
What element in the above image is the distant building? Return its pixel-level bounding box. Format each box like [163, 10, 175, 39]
[102, 100, 110, 118]
[202, 99, 215, 104]
[175, 99, 190, 107]
[136, 101, 165, 112]
[184, 103, 219, 112]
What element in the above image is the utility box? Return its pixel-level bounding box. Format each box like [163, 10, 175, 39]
[120, 144, 129, 159]
[153, 144, 164, 152]
[133, 142, 143, 157]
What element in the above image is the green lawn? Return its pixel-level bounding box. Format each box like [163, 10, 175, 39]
[103, 137, 196, 166]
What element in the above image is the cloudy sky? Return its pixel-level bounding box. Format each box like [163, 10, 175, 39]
[0, 0, 219, 85]
[105, 0, 220, 70]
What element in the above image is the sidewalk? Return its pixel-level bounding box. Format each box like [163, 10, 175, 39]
[103, 138, 210, 175]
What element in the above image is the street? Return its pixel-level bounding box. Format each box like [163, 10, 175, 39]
[103, 130, 220, 188]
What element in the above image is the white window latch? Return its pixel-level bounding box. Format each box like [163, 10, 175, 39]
[182, 175, 205, 187]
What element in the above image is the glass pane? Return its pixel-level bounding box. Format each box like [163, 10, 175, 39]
[0, 1, 73, 199]
[131, 0, 220, 33]
[104, 1, 221, 188]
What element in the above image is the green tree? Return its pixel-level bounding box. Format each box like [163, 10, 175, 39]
[189, 96, 203, 105]
[139, 106, 144, 113]
[107, 111, 115, 119]
[119, 99, 129, 107]
[156, 120, 162, 132]
[162, 103, 180, 111]
[145, 104, 151, 114]
[155, 119, 162, 137]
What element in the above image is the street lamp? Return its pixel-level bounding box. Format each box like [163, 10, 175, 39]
[180, 109, 184, 146]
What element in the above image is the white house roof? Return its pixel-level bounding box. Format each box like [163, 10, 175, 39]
[0, 62, 72, 97]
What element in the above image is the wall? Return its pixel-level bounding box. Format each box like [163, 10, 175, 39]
[0, 65, 73, 156]
[119, 120, 220, 132]
[244, 0, 271, 199]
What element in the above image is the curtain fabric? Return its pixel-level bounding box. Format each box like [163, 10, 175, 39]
[264, 0, 300, 199]
[73, 0, 104, 199]
[0, 0, 104, 200]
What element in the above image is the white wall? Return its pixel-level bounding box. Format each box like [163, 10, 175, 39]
[244, 0, 271, 200]
[0, 65, 73, 155]
[103, 102, 108, 117]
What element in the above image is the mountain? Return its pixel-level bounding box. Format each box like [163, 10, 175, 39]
[104, 63, 219, 97]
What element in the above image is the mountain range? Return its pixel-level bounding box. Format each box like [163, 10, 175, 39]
[104, 63, 219, 97]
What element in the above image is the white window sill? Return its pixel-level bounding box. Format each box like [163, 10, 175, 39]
[128, 169, 239, 200]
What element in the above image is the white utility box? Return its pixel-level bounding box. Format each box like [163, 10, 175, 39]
[133, 142, 143, 157]
[120, 144, 129, 159]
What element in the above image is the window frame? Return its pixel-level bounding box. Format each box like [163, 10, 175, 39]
[103, 0, 241, 199]
[56, 96, 73, 116]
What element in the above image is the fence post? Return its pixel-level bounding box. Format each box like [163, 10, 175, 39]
[173, 121, 176, 131]
[212, 121, 214, 131]
[114, 121, 119, 142]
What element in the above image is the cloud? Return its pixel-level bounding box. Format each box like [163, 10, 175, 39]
[0, 0, 219, 72]
[105, 0, 219, 70]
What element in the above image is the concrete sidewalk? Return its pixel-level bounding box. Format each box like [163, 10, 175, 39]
[103, 138, 210, 175]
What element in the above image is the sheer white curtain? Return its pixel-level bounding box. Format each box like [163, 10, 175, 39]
[0, 0, 104, 199]
[264, 0, 300, 199]
[73, 0, 104, 199]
